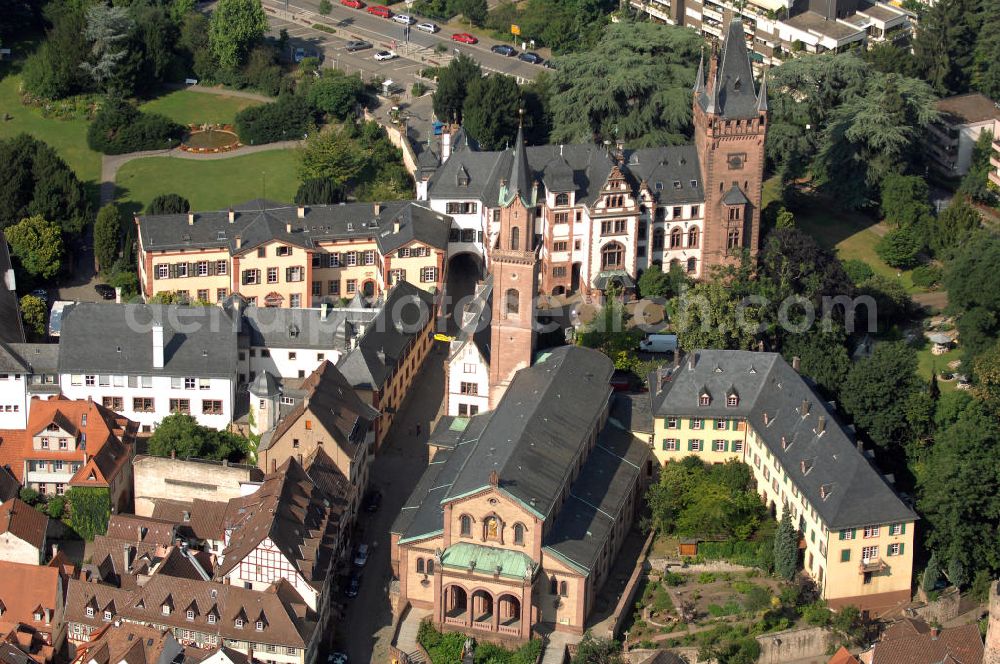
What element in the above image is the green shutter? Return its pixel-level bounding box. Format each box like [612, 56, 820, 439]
[898, 543, 905, 556]
[687, 440, 693, 451]
[723, 440, 729, 452]
[838, 530, 844, 541]
[851, 528, 857, 539]
[901, 523, 906, 534]
[840, 549, 850, 562]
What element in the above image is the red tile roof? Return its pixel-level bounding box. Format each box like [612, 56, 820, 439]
[872, 618, 984, 664]
[829, 646, 861, 664]
[0, 562, 62, 637]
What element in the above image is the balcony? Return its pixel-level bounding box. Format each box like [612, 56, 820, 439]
[859, 558, 888, 574]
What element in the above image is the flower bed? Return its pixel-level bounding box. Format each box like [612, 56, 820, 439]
[179, 123, 242, 153]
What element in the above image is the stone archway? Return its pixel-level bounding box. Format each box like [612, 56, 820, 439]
[471, 589, 494, 624]
[497, 594, 521, 626]
[444, 585, 468, 619]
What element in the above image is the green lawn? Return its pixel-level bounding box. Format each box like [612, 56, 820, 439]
[0, 73, 102, 185]
[115, 149, 301, 212]
[140, 89, 265, 126]
[765, 178, 923, 294]
[916, 344, 961, 393]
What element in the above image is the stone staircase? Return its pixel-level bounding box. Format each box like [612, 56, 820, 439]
[392, 606, 431, 663]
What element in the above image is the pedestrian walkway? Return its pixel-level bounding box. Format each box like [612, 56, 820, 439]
[540, 630, 580, 664]
[393, 606, 432, 663]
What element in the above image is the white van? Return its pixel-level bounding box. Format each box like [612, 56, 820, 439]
[639, 334, 677, 354]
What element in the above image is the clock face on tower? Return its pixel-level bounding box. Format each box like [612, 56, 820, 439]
[727, 153, 745, 170]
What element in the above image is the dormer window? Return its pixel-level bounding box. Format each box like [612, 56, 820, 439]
[235, 619, 244, 629]
[699, 394, 710, 406]
[33, 612, 42, 622]
[727, 395, 738, 407]
[800, 459, 813, 475]
[255, 621, 264, 631]
[186, 610, 195, 621]
[162, 604, 171, 615]
[86, 607, 94, 618]
[208, 614, 217, 624]
[104, 610, 112, 621]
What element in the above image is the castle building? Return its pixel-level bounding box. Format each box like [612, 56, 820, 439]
[650, 350, 917, 615]
[421, 18, 766, 300]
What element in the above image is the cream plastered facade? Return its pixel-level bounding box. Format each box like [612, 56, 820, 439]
[310, 239, 381, 302]
[144, 248, 232, 302]
[654, 415, 915, 615]
[235, 241, 312, 308]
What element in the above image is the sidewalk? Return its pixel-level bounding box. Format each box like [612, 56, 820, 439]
[393, 606, 432, 664]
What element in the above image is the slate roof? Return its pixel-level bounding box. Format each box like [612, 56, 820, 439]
[698, 20, 762, 120]
[610, 393, 654, 435]
[870, 618, 983, 664]
[241, 306, 375, 352]
[337, 281, 434, 391]
[499, 125, 535, 208]
[0, 468, 18, 503]
[0, 498, 47, 552]
[722, 183, 751, 206]
[444, 346, 614, 518]
[651, 350, 917, 530]
[138, 200, 450, 256]
[447, 275, 492, 366]
[6, 344, 58, 375]
[248, 371, 280, 398]
[0, 344, 27, 373]
[0, 232, 25, 345]
[542, 423, 648, 573]
[59, 303, 238, 378]
[259, 361, 379, 456]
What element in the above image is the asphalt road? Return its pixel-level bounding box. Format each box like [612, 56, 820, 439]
[263, 0, 545, 84]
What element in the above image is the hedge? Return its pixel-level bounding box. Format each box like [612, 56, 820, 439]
[234, 94, 314, 145]
[698, 538, 774, 572]
[87, 100, 184, 155]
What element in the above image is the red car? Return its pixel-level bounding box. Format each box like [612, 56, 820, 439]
[341, 0, 364, 7]
[451, 32, 477, 44]
[367, 4, 391, 17]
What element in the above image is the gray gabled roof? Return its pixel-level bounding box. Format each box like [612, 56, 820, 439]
[336, 281, 435, 391]
[722, 184, 751, 206]
[448, 275, 493, 365]
[0, 231, 25, 345]
[241, 306, 375, 351]
[651, 350, 917, 530]
[499, 125, 535, 208]
[0, 342, 28, 373]
[58, 303, 239, 378]
[138, 200, 453, 257]
[697, 19, 762, 120]
[443, 346, 614, 517]
[8, 343, 59, 374]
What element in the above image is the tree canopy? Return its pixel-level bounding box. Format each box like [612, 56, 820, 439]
[548, 21, 702, 146]
[5, 215, 65, 281]
[432, 55, 482, 125]
[841, 341, 922, 451]
[462, 74, 522, 151]
[147, 413, 250, 461]
[209, 0, 268, 71]
[94, 205, 122, 273]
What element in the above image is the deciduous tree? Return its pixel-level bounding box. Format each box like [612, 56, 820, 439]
[297, 126, 367, 186]
[147, 413, 250, 461]
[432, 55, 481, 125]
[841, 341, 921, 450]
[5, 215, 64, 280]
[147, 193, 191, 215]
[19, 295, 47, 336]
[209, 0, 268, 71]
[462, 74, 521, 150]
[94, 204, 122, 272]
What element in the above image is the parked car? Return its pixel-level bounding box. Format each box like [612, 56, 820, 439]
[366, 5, 391, 17]
[364, 490, 382, 513]
[518, 51, 543, 64]
[373, 50, 397, 61]
[29, 288, 48, 303]
[416, 21, 438, 33]
[451, 32, 477, 44]
[293, 47, 306, 63]
[94, 284, 116, 300]
[610, 371, 632, 393]
[344, 574, 361, 598]
[341, 0, 364, 7]
[353, 543, 369, 567]
[491, 44, 517, 56]
[392, 13, 416, 24]
[327, 653, 348, 664]
[345, 40, 373, 51]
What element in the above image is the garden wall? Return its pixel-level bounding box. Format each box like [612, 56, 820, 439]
[909, 586, 961, 624]
[753, 625, 831, 662]
[606, 530, 657, 639]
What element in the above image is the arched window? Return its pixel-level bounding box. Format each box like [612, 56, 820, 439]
[460, 515, 472, 537]
[510, 227, 520, 251]
[687, 257, 698, 274]
[670, 227, 683, 248]
[549, 577, 558, 595]
[555, 193, 569, 206]
[559, 581, 568, 597]
[483, 516, 500, 540]
[513, 523, 525, 545]
[652, 228, 665, 250]
[505, 288, 520, 317]
[601, 243, 623, 270]
[416, 558, 425, 574]
[688, 227, 699, 248]
[427, 559, 434, 575]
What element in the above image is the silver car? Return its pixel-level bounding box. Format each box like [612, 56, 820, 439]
[416, 21, 438, 33]
[393, 13, 416, 24]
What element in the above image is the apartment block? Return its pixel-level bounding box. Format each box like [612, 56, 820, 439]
[630, 0, 909, 67]
[930, 93, 1000, 177]
[650, 350, 917, 615]
[135, 200, 450, 307]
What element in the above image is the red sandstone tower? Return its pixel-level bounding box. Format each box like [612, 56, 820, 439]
[693, 19, 768, 268]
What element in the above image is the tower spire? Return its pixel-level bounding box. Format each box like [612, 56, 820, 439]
[501, 112, 533, 208]
[756, 68, 769, 113]
[693, 47, 705, 95]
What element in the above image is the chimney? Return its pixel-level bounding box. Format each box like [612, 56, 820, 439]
[441, 130, 452, 163]
[228, 208, 235, 223]
[757, 340, 765, 352]
[801, 400, 810, 416]
[393, 218, 400, 234]
[321, 303, 329, 322]
[187, 212, 194, 226]
[235, 235, 242, 249]
[152, 325, 164, 369]
[816, 415, 826, 435]
[930, 626, 940, 640]
[373, 202, 382, 216]
[170, 450, 176, 459]
[792, 356, 801, 372]
[688, 353, 698, 371]
[297, 205, 306, 219]
[286, 223, 292, 234]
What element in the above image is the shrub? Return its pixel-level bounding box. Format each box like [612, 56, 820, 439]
[842, 259, 875, 285]
[45, 495, 66, 519]
[295, 178, 344, 205]
[664, 571, 686, 587]
[19, 487, 40, 505]
[876, 227, 922, 269]
[698, 572, 717, 584]
[313, 23, 336, 33]
[698, 538, 775, 572]
[911, 264, 943, 288]
[147, 194, 191, 215]
[319, 0, 332, 13]
[87, 100, 184, 155]
[235, 94, 314, 145]
[307, 71, 366, 119]
[741, 585, 772, 613]
[65, 487, 111, 541]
